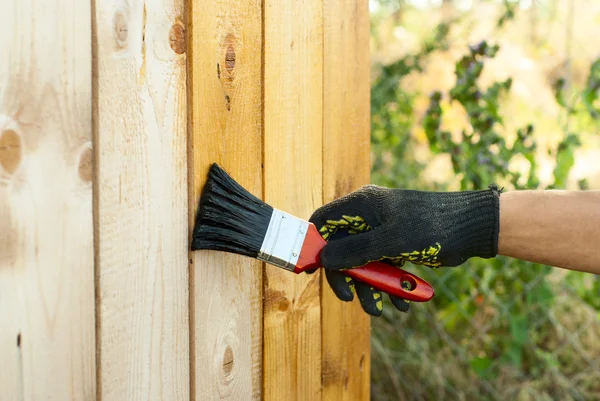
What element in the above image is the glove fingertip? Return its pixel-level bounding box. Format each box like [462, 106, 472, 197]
[332, 286, 354, 302]
[363, 302, 383, 317]
[389, 295, 410, 313]
[325, 270, 355, 302]
[355, 282, 384, 317]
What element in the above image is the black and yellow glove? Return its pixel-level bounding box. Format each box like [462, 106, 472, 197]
[309, 184, 501, 316]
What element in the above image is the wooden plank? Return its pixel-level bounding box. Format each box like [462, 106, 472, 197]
[263, 0, 324, 399]
[322, 1, 371, 400]
[187, 0, 264, 399]
[0, 0, 95, 399]
[93, 0, 189, 399]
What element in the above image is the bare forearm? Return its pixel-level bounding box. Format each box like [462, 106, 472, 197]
[498, 190, 600, 274]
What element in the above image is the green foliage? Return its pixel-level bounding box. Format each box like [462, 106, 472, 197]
[564, 272, 600, 310]
[550, 133, 581, 188]
[497, 0, 517, 28]
[583, 59, 600, 118]
[370, 14, 600, 400]
[424, 40, 539, 190]
[408, 40, 559, 379]
[371, 23, 450, 189]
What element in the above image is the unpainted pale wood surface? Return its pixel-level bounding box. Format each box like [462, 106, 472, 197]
[322, 1, 372, 400]
[0, 0, 96, 399]
[263, 0, 324, 400]
[187, 0, 264, 399]
[94, 0, 189, 399]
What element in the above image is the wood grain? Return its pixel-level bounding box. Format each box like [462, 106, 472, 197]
[0, 0, 95, 399]
[187, 0, 264, 399]
[263, 0, 324, 399]
[322, 0, 372, 400]
[93, 0, 189, 399]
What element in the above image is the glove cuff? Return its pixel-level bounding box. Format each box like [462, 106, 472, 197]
[447, 184, 501, 264]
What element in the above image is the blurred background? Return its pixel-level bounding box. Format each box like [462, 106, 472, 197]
[368, 0, 600, 400]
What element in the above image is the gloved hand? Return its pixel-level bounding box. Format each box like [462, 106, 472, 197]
[309, 184, 501, 316]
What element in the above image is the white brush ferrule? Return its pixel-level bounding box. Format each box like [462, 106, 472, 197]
[257, 209, 310, 272]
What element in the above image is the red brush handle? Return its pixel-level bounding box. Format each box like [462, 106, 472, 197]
[295, 224, 434, 302]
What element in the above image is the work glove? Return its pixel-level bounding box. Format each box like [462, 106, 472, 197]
[309, 184, 501, 316]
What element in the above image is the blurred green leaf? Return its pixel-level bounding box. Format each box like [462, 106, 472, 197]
[583, 58, 600, 118]
[526, 280, 554, 308]
[470, 356, 493, 378]
[552, 133, 581, 188]
[508, 344, 522, 367]
[511, 315, 528, 346]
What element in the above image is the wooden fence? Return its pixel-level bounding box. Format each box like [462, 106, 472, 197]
[0, 0, 370, 399]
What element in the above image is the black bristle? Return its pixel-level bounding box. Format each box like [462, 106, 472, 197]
[191, 163, 273, 257]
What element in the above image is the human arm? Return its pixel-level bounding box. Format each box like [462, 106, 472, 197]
[498, 189, 600, 274]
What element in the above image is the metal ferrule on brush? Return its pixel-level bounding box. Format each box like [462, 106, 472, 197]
[257, 209, 310, 271]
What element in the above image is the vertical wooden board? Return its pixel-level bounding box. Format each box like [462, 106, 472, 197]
[0, 0, 95, 399]
[187, 0, 263, 399]
[263, 0, 323, 400]
[322, 0, 371, 400]
[94, 0, 189, 399]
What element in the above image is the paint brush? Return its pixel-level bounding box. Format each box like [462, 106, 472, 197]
[191, 163, 434, 303]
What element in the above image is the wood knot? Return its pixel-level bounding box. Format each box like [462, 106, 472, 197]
[114, 11, 128, 49]
[223, 346, 234, 376]
[169, 21, 185, 55]
[225, 46, 235, 73]
[0, 129, 22, 174]
[17, 333, 21, 348]
[78, 146, 93, 183]
[265, 289, 290, 312]
[221, 34, 236, 82]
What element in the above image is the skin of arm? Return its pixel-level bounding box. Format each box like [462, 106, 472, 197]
[497, 190, 600, 274]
